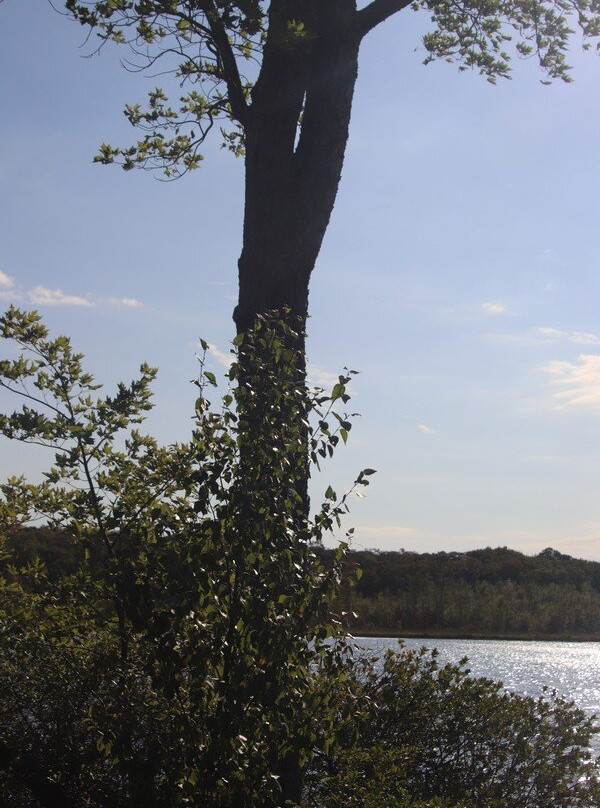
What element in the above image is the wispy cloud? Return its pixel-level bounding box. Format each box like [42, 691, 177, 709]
[28, 286, 94, 307]
[536, 248, 564, 267]
[491, 326, 600, 347]
[401, 415, 439, 435]
[1, 280, 145, 309]
[482, 301, 508, 315]
[418, 423, 437, 435]
[106, 297, 144, 309]
[536, 327, 564, 339]
[535, 326, 600, 346]
[208, 343, 234, 368]
[541, 354, 600, 410]
[0, 269, 14, 289]
[307, 364, 339, 389]
[570, 333, 600, 345]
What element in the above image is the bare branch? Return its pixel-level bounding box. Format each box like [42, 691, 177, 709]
[0, 381, 67, 419]
[200, 1, 250, 125]
[356, 0, 412, 37]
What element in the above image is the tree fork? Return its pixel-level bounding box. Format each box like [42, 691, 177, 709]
[234, 0, 360, 338]
[233, 0, 360, 536]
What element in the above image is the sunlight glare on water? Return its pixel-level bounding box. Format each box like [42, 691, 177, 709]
[354, 637, 600, 749]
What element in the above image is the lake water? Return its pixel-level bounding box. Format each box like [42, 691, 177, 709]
[354, 636, 600, 750]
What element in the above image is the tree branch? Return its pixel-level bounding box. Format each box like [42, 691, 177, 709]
[356, 0, 413, 37]
[0, 381, 67, 419]
[201, 2, 250, 125]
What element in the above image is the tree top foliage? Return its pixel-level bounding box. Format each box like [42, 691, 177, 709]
[64, 0, 600, 175]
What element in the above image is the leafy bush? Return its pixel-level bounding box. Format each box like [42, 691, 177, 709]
[306, 646, 600, 808]
[1, 308, 599, 808]
[0, 308, 364, 808]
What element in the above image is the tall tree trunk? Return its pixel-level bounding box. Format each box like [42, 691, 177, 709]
[233, 0, 360, 543]
[232, 3, 360, 804]
[234, 0, 360, 339]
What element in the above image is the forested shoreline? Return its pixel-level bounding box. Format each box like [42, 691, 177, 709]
[332, 546, 600, 640]
[6, 529, 600, 641]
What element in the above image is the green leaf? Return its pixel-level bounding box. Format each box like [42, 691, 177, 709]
[331, 383, 344, 401]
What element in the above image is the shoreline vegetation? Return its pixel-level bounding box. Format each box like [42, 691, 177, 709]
[6, 529, 600, 642]
[330, 545, 600, 641]
[352, 629, 600, 642]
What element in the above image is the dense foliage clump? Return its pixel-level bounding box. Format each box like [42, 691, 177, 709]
[1, 308, 599, 808]
[306, 647, 600, 808]
[0, 307, 364, 807]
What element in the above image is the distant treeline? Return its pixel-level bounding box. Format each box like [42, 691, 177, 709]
[332, 546, 600, 639]
[2, 527, 86, 580]
[3, 529, 600, 639]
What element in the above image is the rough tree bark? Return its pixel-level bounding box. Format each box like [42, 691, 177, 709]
[234, 0, 360, 344]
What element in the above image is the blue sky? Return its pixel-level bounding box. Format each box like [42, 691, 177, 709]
[1, 1, 600, 559]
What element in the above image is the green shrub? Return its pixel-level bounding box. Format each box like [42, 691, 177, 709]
[0, 308, 364, 807]
[306, 646, 600, 808]
[2, 308, 598, 808]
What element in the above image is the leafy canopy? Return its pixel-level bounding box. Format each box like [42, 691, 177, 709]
[64, 0, 600, 176]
